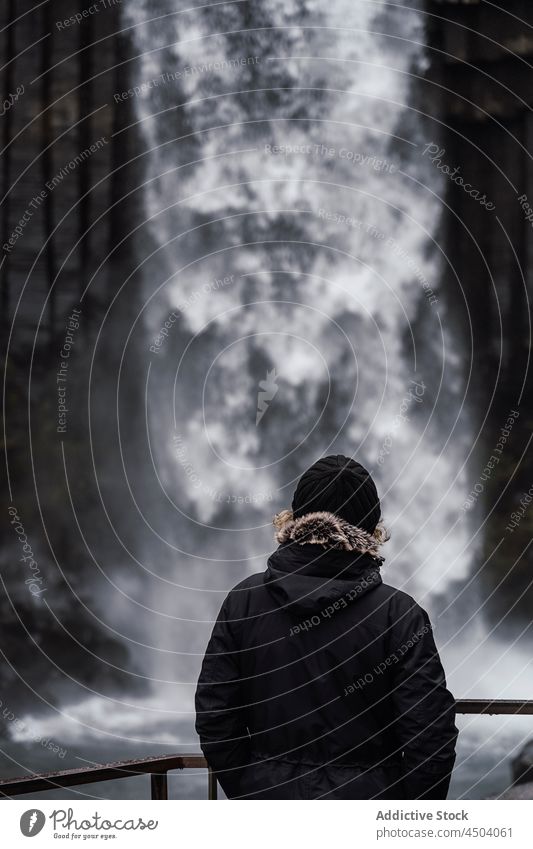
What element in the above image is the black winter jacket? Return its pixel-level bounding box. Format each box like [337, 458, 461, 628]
[195, 529, 457, 799]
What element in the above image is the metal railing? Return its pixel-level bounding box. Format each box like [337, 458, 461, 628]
[0, 753, 215, 800]
[454, 699, 533, 716]
[1, 700, 532, 800]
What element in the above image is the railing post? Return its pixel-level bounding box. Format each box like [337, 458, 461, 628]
[151, 772, 168, 800]
[208, 768, 218, 800]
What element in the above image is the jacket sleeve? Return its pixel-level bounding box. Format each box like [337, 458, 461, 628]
[389, 598, 458, 799]
[195, 594, 251, 798]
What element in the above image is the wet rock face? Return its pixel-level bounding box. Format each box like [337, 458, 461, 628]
[0, 0, 138, 342]
[512, 739, 533, 786]
[0, 1, 144, 710]
[430, 0, 533, 120]
[425, 0, 533, 626]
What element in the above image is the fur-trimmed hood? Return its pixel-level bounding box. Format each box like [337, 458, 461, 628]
[273, 509, 387, 561]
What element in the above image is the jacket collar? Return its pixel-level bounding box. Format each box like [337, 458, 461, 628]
[265, 541, 382, 614]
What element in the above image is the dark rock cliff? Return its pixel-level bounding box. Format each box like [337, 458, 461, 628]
[425, 0, 533, 628]
[0, 0, 146, 709]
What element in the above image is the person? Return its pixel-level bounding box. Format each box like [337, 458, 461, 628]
[195, 455, 458, 799]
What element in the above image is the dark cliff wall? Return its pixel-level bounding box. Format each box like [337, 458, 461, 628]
[0, 0, 145, 709]
[1, 0, 139, 340]
[426, 0, 533, 627]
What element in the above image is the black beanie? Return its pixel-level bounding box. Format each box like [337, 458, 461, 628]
[291, 455, 381, 533]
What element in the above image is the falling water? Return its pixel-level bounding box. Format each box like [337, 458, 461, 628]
[125, 0, 472, 623]
[110, 0, 474, 731]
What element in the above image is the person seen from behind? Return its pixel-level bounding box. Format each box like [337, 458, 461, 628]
[195, 455, 458, 799]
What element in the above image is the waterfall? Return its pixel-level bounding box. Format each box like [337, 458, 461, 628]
[122, 0, 472, 630]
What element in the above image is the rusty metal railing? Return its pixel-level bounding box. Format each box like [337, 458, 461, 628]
[1, 700, 532, 799]
[0, 753, 214, 800]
